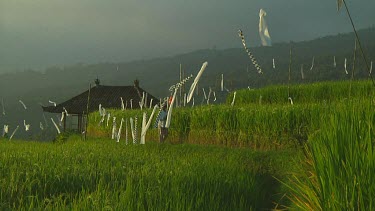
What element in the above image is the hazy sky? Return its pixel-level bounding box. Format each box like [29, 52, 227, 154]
[1, 0, 374, 72]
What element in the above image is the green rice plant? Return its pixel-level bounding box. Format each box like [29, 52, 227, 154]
[285, 100, 375, 210]
[89, 102, 341, 149]
[229, 79, 375, 106]
[0, 138, 297, 210]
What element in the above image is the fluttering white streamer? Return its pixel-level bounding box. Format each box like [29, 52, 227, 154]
[183, 93, 187, 107]
[40, 122, 44, 130]
[337, 0, 343, 11]
[120, 97, 125, 111]
[134, 117, 138, 144]
[51, 118, 61, 134]
[238, 29, 263, 74]
[344, 58, 348, 74]
[140, 113, 147, 144]
[60, 112, 65, 123]
[9, 125, 19, 141]
[187, 62, 208, 103]
[125, 118, 128, 145]
[111, 117, 117, 140]
[139, 92, 145, 110]
[49, 100, 57, 107]
[165, 88, 178, 128]
[130, 118, 135, 143]
[63, 107, 69, 116]
[57, 115, 62, 127]
[221, 74, 224, 91]
[259, 9, 272, 46]
[333, 56, 337, 68]
[23, 120, 30, 131]
[106, 113, 111, 127]
[149, 98, 153, 109]
[99, 104, 102, 115]
[130, 99, 133, 109]
[192, 97, 195, 107]
[288, 97, 294, 105]
[207, 88, 212, 105]
[117, 118, 124, 143]
[310, 56, 315, 70]
[202, 88, 207, 99]
[273, 58, 276, 69]
[231, 92, 236, 106]
[141, 105, 159, 138]
[301, 64, 305, 80]
[19, 100, 27, 109]
[213, 91, 217, 101]
[3, 125, 8, 137]
[370, 61, 373, 75]
[169, 75, 194, 91]
[99, 113, 106, 126]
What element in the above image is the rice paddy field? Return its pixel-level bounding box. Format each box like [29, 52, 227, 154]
[0, 138, 298, 210]
[1, 79, 375, 210]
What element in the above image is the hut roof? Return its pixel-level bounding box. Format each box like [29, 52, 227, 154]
[42, 83, 160, 115]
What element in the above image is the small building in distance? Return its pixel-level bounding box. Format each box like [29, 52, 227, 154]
[42, 79, 160, 133]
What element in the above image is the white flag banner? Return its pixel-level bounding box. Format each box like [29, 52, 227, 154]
[117, 118, 124, 143]
[187, 61, 208, 103]
[259, 9, 272, 46]
[165, 88, 178, 128]
[19, 100, 27, 110]
[141, 105, 158, 138]
[334, 56, 337, 68]
[140, 113, 147, 144]
[301, 64, 305, 80]
[9, 125, 19, 141]
[3, 125, 8, 137]
[310, 56, 315, 71]
[51, 118, 61, 134]
[120, 97, 125, 111]
[288, 97, 294, 105]
[337, 0, 343, 11]
[231, 92, 237, 106]
[344, 58, 348, 74]
[202, 88, 207, 100]
[111, 117, 117, 140]
[370, 61, 373, 75]
[273, 58, 276, 69]
[130, 118, 135, 144]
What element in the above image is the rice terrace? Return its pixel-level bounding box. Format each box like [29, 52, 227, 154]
[1, 0, 375, 210]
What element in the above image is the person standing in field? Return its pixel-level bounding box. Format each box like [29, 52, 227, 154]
[157, 104, 168, 143]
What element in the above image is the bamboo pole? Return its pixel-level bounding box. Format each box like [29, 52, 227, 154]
[179, 63, 182, 106]
[349, 39, 357, 99]
[288, 45, 292, 99]
[342, 0, 375, 86]
[84, 83, 92, 140]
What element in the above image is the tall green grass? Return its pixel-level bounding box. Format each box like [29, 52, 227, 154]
[286, 100, 375, 210]
[0, 138, 298, 210]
